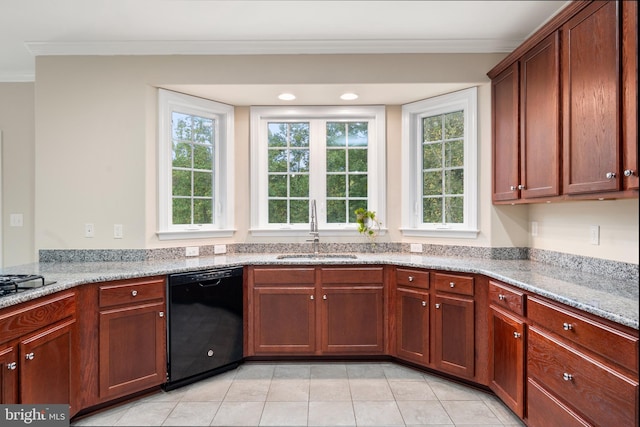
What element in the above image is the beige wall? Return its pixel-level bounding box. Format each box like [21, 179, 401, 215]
[0, 53, 628, 266]
[0, 83, 35, 267]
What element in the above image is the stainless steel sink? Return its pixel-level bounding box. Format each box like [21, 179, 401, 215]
[276, 254, 358, 260]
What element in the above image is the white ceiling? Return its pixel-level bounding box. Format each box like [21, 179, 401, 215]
[0, 0, 570, 104]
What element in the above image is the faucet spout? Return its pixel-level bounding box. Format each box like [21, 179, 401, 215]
[308, 199, 320, 256]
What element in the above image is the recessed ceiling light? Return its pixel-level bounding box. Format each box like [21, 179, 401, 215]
[340, 92, 359, 101]
[278, 93, 296, 101]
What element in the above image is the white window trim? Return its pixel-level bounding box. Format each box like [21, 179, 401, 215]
[401, 87, 479, 238]
[157, 89, 235, 240]
[250, 105, 386, 237]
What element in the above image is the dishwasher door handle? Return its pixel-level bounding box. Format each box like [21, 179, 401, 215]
[198, 279, 223, 287]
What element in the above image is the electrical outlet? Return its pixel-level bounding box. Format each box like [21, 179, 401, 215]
[85, 223, 94, 238]
[410, 243, 423, 253]
[185, 246, 199, 257]
[10, 213, 23, 227]
[531, 221, 538, 236]
[214, 244, 227, 254]
[589, 225, 600, 245]
[114, 224, 123, 239]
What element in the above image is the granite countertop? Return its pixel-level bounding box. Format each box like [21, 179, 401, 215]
[1, 253, 638, 330]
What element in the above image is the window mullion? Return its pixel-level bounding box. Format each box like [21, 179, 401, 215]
[309, 119, 326, 226]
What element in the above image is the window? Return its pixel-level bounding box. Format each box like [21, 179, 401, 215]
[250, 106, 385, 236]
[401, 87, 478, 238]
[157, 89, 234, 239]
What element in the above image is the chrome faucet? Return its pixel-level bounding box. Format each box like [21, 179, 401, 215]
[307, 199, 320, 256]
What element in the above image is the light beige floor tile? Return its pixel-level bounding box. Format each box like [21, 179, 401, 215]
[352, 401, 404, 426]
[259, 401, 308, 426]
[161, 401, 219, 426]
[181, 375, 233, 401]
[310, 363, 348, 379]
[211, 401, 265, 426]
[441, 400, 502, 425]
[309, 379, 352, 401]
[383, 364, 427, 381]
[274, 363, 311, 379]
[349, 378, 395, 401]
[71, 402, 134, 426]
[308, 401, 356, 426]
[388, 380, 438, 401]
[428, 379, 485, 401]
[396, 400, 453, 425]
[482, 395, 526, 425]
[114, 401, 177, 426]
[234, 363, 276, 380]
[267, 378, 310, 401]
[224, 378, 271, 401]
[346, 363, 386, 379]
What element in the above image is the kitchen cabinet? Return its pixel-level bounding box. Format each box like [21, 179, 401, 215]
[0, 291, 76, 408]
[320, 267, 385, 354]
[562, 1, 620, 195]
[622, 0, 638, 190]
[488, 280, 526, 418]
[432, 272, 475, 379]
[249, 267, 316, 355]
[526, 295, 639, 426]
[394, 268, 430, 365]
[98, 277, 166, 400]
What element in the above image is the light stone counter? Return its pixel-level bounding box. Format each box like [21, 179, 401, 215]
[1, 253, 638, 329]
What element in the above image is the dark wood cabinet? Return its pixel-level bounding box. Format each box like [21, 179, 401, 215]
[562, 1, 620, 195]
[0, 291, 76, 410]
[396, 287, 429, 364]
[98, 277, 166, 400]
[622, 0, 638, 190]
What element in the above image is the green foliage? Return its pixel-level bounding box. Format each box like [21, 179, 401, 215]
[354, 208, 381, 241]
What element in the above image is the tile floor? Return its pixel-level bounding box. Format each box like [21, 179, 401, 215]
[71, 361, 526, 426]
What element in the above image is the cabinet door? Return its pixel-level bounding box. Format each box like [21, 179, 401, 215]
[622, 0, 638, 190]
[0, 345, 18, 404]
[252, 287, 316, 355]
[433, 294, 474, 378]
[492, 62, 520, 202]
[562, 1, 620, 194]
[396, 287, 429, 365]
[520, 31, 561, 199]
[321, 287, 384, 354]
[99, 301, 166, 400]
[489, 305, 525, 418]
[20, 319, 74, 405]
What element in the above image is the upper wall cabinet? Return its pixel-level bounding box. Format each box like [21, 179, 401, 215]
[489, 0, 638, 203]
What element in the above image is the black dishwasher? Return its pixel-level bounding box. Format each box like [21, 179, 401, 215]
[165, 266, 244, 390]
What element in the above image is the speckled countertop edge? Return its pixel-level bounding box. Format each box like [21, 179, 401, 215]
[1, 253, 638, 330]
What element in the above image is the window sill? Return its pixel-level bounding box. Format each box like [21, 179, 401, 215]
[157, 229, 236, 240]
[250, 227, 387, 238]
[400, 228, 479, 239]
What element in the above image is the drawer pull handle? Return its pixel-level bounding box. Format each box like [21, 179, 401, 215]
[159, 311, 164, 317]
[7, 362, 17, 370]
[435, 303, 441, 309]
[422, 301, 427, 307]
[131, 290, 138, 297]
[563, 373, 573, 381]
[513, 332, 521, 339]
[408, 276, 414, 282]
[562, 322, 573, 331]
[449, 282, 455, 288]
[498, 294, 506, 301]
[25, 352, 34, 360]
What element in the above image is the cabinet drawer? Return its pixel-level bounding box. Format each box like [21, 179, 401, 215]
[99, 277, 165, 308]
[321, 267, 384, 285]
[433, 272, 474, 296]
[0, 292, 75, 345]
[252, 267, 316, 286]
[528, 326, 638, 427]
[488, 280, 525, 316]
[396, 268, 429, 289]
[528, 296, 639, 373]
[527, 378, 590, 427]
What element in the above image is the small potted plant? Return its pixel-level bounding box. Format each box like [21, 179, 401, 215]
[355, 208, 381, 242]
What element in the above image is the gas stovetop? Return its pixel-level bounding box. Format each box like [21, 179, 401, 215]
[0, 274, 56, 297]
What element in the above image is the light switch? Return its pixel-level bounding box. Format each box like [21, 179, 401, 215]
[10, 213, 23, 227]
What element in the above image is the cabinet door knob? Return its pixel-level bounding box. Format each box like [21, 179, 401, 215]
[408, 276, 414, 282]
[323, 295, 327, 300]
[563, 322, 573, 331]
[449, 282, 455, 288]
[498, 294, 506, 301]
[131, 290, 138, 296]
[310, 295, 314, 300]
[422, 301, 427, 307]
[605, 172, 616, 179]
[563, 373, 573, 381]
[7, 362, 17, 370]
[435, 303, 441, 309]
[624, 169, 635, 177]
[513, 332, 521, 339]
[517, 184, 525, 190]
[159, 311, 164, 317]
[510, 185, 517, 191]
[25, 352, 34, 360]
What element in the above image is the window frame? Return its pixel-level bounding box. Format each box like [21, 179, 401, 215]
[401, 87, 479, 238]
[250, 105, 386, 236]
[157, 89, 235, 240]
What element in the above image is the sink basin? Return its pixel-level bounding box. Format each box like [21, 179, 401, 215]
[276, 254, 358, 260]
